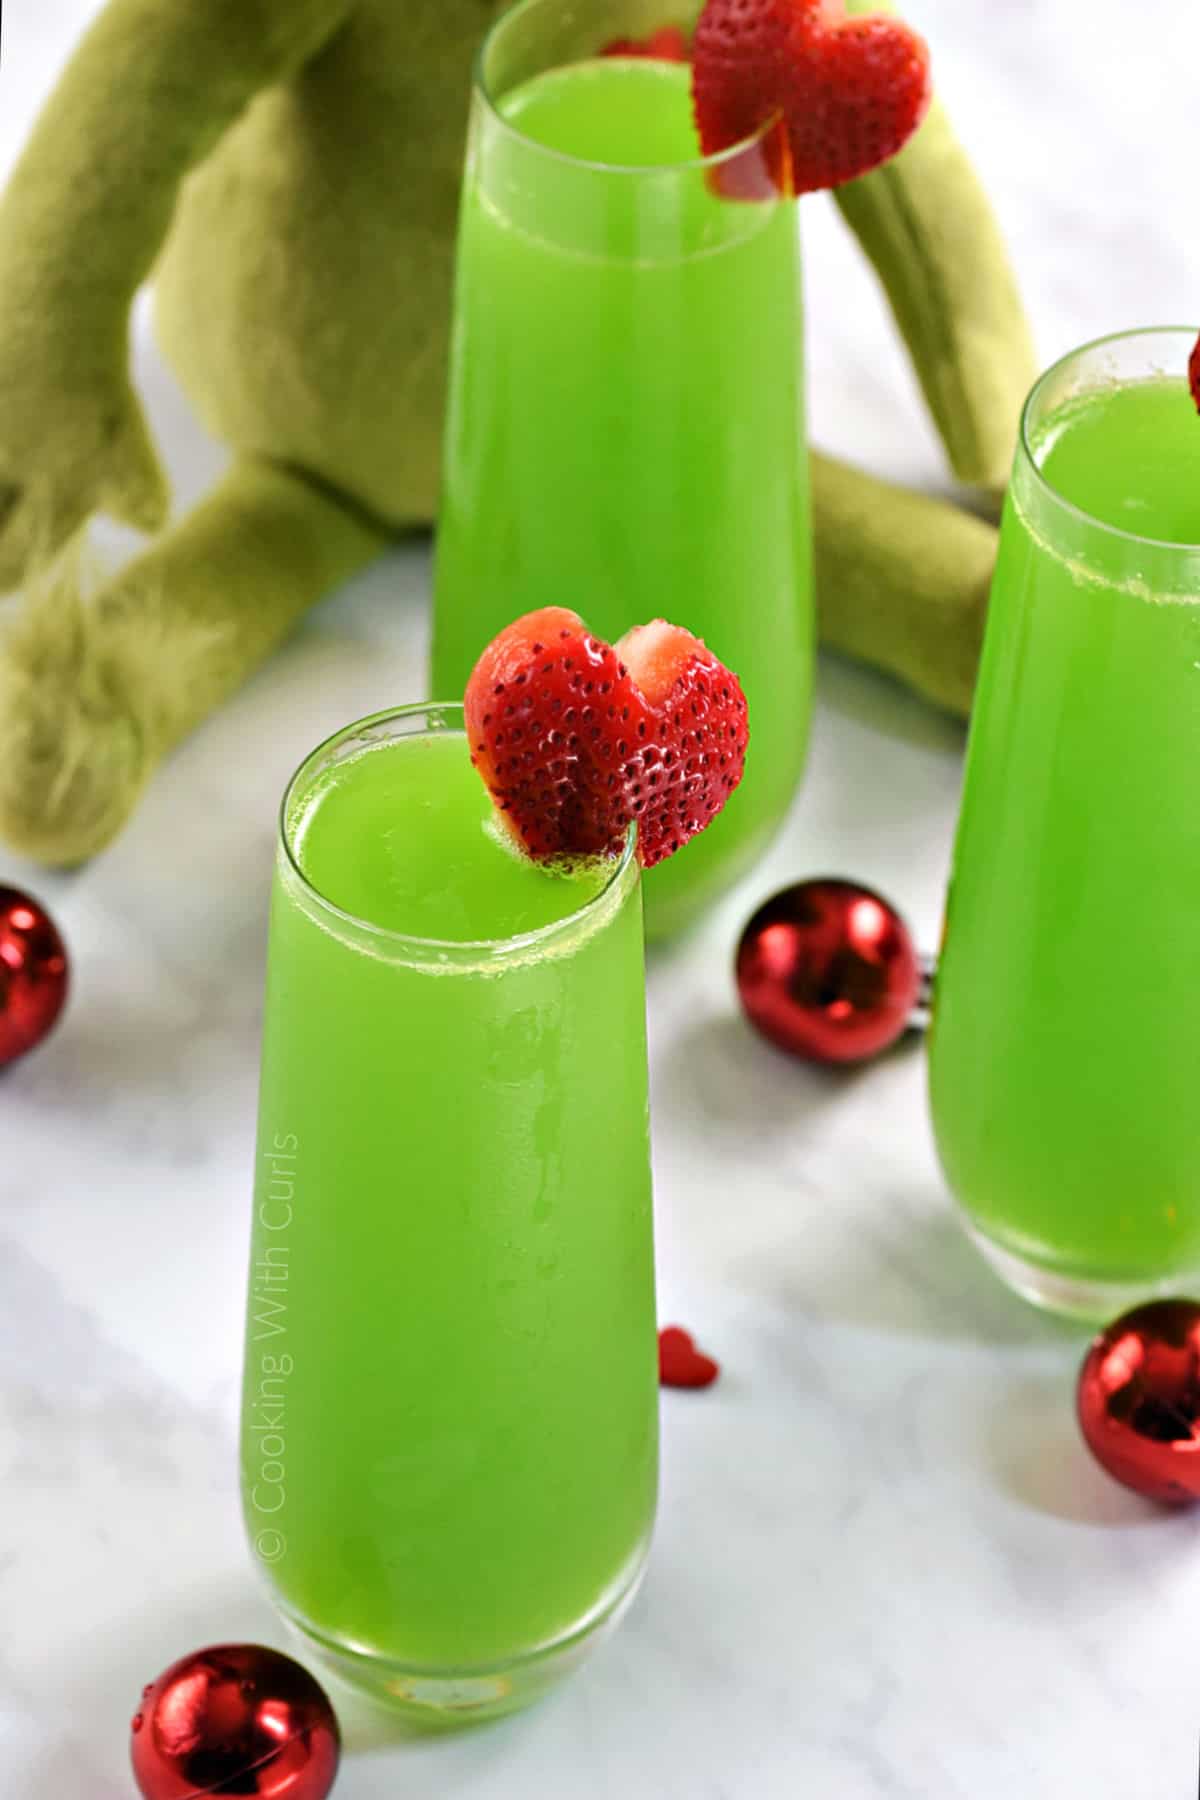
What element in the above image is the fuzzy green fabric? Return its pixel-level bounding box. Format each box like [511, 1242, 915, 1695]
[156, 1, 506, 529]
[0, 0, 369, 589]
[812, 453, 997, 716]
[0, 0, 501, 864]
[835, 115, 1037, 495]
[839, 0, 1037, 494]
[0, 0, 1033, 866]
[0, 458, 386, 863]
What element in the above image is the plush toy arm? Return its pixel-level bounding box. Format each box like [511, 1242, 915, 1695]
[835, 0, 1037, 495]
[0, 0, 355, 590]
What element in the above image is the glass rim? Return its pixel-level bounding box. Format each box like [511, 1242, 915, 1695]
[278, 702, 638, 961]
[474, 0, 783, 179]
[1019, 325, 1200, 554]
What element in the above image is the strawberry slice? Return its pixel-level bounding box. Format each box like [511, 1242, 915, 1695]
[465, 607, 748, 869]
[659, 1326, 721, 1389]
[603, 25, 690, 61]
[692, 0, 932, 196]
[616, 618, 749, 866]
[1190, 334, 1200, 416]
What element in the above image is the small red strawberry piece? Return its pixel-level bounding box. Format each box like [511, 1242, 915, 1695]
[465, 607, 635, 862]
[615, 619, 749, 868]
[1190, 334, 1200, 415]
[692, 0, 932, 196]
[659, 1326, 721, 1389]
[603, 25, 691, 61]
[464, 607, 748, 869]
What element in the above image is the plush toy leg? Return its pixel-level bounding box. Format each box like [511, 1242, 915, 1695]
[812, 452, 998, 718]
[0, 458, 387, 866]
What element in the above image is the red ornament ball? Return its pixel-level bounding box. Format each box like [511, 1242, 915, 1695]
[0, 886, 68, 1068]
[1077, 1299, 1200, 1505]
[130, 1644, 340, 1800]
[736, 879, 922, 1065]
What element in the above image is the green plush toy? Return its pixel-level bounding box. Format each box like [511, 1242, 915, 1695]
[0, 0, 1034, 866]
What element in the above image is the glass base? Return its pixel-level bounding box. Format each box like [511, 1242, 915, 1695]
[280, 1548, 649, 1728]
[966, 1220, 1200, 1323]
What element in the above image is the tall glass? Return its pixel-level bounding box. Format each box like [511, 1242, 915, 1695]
[930, 328, 1200, 1318]
[431, 0, 813, 941]
[241, 704, 658, 1720]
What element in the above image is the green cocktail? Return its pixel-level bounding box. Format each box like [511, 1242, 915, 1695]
[242, 706, 657, 1717]
[432, 1, 813, 941]
[930, 328, 1200, 1316]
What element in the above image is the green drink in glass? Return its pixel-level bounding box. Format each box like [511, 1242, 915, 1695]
[432, 0, 813, 941]
[930, 328, 1200, 1316]
[242, 705, 657, 1717]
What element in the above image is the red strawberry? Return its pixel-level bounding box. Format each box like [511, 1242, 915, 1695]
[659, 1326, 721, 1389]
[692, 0, 932, 196]
[1190, 334, 1200, 415]
[603, 25, 691, 61]
[464, 607, 748, 869]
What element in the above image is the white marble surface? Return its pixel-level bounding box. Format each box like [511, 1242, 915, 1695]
[4, 4, 1200, 1796]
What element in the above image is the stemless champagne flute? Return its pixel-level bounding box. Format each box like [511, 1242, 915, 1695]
[241, 704, 658, 1719]
[431, 0, 813, 941]
[930, 328, 1200, 1318]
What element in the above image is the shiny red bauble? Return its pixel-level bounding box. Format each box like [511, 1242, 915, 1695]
[130, 1644, 340, 1800]
[1077, 1299, 1200, 1505]
[0, 885, 68, 1068]
[736, 878, 923, 1065]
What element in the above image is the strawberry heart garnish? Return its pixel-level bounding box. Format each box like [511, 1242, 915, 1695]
[465, 607, 748, 869]
[659, 1326, 721, 1389]
[1190, 334, 1200, 415]
[692, 0, 932, 196]
[603, 25, 690, 61]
